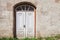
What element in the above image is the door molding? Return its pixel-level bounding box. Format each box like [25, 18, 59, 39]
[34, 9, 36, 37]
[13, 2, 36, 38]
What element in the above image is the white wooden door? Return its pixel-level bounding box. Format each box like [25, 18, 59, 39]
[16, 11, 25, 38]
[16, 11, 34, 38]
[26, 12, 34, 38]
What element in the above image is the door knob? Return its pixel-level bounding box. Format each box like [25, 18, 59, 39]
[24, 25, 26, 28]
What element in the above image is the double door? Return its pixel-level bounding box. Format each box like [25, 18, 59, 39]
[16, 11, 34, 38]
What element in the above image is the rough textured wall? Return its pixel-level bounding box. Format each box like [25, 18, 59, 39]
[0, 0, 14, 37]
[36, 0, 60, 37]
[0, 0, 60, 38]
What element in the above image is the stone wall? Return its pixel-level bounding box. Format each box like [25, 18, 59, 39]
[36, 0, 60, 37]
[0, 0, 60, 38]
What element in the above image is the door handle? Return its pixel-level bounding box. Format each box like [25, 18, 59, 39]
[24, 25, 26, 28]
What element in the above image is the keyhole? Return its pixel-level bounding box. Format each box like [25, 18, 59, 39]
[24, 25, 25, 28]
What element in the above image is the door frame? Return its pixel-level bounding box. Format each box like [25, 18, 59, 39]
[13, 2, 36, 38]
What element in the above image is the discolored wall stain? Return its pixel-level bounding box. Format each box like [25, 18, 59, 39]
[55, 0, 60, 3]
[7, 3, 12, 11]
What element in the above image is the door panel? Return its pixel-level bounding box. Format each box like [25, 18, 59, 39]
[26, 12, 34, 38]
[16, 11, 25, 38]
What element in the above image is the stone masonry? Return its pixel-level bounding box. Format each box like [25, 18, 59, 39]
[0, 0, 60, 38]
